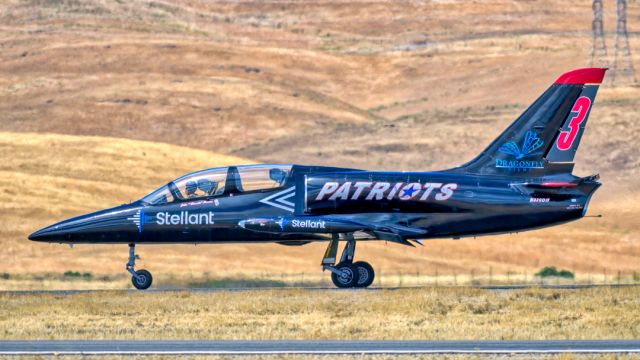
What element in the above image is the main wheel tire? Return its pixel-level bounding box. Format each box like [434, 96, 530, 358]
[331, 263, 358, 288]
[131, 269, 153, 290]
[353, 261, 375, 288]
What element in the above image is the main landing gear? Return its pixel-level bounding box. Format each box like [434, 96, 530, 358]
[126, 244, 153, 290]
[322, 233, 375, 288]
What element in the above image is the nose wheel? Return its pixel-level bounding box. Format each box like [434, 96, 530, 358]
[323, 234, 375, 288]
[131, 269, 153, 290]
[126, 244, 153, 290]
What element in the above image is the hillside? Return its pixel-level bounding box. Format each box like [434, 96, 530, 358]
[0, 0, 639, 181]
[1, 132, 638, 283]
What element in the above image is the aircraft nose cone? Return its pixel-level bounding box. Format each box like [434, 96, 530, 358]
[28, 204, 143, 243]
[28, 227, 50, 241]
[28, 222, 74, 242]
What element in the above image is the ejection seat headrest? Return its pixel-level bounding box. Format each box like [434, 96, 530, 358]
[224, 166, 244, 194]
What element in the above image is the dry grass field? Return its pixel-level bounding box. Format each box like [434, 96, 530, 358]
[0, 0, 639, 287]
[2, 287, 640, 340]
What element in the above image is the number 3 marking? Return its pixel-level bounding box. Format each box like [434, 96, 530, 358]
[556, 96, 591, 151]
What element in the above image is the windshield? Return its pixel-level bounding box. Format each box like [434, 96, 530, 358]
[141, 167, 227, 205]
[141, 185, 175, 205]
[172, 168, 227, 199]
[141, 165, 292, 205]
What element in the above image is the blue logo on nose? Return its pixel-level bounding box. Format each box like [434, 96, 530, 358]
[127, 209, 146, 233]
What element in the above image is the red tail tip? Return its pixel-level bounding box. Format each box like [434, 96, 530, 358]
[554, 68, 608, 85]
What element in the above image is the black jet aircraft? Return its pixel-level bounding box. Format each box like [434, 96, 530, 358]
[30, 68, 606, 289]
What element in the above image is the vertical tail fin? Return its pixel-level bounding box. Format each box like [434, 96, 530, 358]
[456, 68, 606, 176]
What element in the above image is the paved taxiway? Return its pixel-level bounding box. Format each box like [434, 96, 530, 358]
[1, 283, 637, 296]
[2, 340, 640, 354]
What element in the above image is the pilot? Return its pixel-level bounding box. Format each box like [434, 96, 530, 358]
[197, 178, 218, 196]
[185, 181, 199, 198]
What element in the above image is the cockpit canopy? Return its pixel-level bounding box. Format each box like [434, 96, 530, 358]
[142, 164, 292, 205]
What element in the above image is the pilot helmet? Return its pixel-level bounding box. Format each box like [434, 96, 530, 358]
[185, 180, 198, 195]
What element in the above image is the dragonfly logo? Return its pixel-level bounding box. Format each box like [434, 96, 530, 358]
[496, 131, 545, 171]
[498, 131, 544, 159]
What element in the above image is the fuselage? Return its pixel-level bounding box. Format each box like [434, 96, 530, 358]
[28, 164, 600, 245]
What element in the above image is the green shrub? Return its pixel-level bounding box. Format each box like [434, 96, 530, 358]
[63, 271, 93, 280]
[535, 266, 574, 279]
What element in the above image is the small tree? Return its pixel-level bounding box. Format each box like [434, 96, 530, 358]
[535, 266, 574, 279]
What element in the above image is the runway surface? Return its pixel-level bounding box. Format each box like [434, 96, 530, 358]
[1, 283, 638, 295]
[2, 340, 640, 354]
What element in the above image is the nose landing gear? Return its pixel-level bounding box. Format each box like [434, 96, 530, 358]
[126, 244, 153, 290]
[322, 233, 375, 288]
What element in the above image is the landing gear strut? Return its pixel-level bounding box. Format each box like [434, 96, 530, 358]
[322, 233, 375, 288]
[126, 244, 153, 290]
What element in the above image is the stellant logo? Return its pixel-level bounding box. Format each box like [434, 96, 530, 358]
[496, 131, 545, 170]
